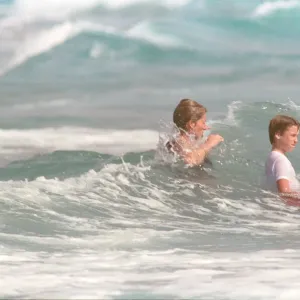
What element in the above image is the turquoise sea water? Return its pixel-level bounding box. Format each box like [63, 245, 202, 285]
[1, 0, 300, 299]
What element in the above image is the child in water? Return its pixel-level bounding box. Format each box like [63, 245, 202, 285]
[167, 98, 224, 166]
[265, 114, 300, 205]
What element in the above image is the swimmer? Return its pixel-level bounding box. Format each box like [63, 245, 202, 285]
[265, 114, 300, 205]
[166, 98, 224, 166]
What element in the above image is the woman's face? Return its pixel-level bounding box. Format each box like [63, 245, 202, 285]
[188, 113, 209, 138]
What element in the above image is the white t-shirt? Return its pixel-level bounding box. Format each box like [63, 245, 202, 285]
[265, 151, 300, 192]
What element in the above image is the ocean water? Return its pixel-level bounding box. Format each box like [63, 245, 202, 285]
[1, 0, 300, 299]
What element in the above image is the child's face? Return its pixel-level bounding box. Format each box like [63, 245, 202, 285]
[277, 125, 299, 152]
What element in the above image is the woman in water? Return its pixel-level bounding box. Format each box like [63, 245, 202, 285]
[166, 98, 224, 166]
[265, 114, 300, 205]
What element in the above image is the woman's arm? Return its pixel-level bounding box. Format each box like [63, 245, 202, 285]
[183, 148, 207, 166]
[183, 134, 224, 166]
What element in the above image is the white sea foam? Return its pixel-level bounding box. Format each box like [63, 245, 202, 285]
[0, 127, 158, 165]
[0, 18, 181, 76]
[0, 22, 80, 76]
[253, 0, 300, 18]
[0, 152, 299, 299]
[1, 247, 300, 299]
[10, 0, 190, 21]
[126, 21, 181, 47]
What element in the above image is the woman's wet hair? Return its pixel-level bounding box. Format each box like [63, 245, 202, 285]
[173, 98, 207, 132]
[269, 114, 300, 144]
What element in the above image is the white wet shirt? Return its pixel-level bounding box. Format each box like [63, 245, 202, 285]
[265, 150, 300, 192]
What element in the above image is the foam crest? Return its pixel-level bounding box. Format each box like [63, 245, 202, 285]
[12, 0, 190, 21]
[0, 127, 158, 164]
[282, 99, 300, 110]
[0, 18, 181, 76]
[0, 161, 174, 234]
[224, 101, 242, 126]
[0, 21, 80, 76]
[126, 21, 181, 47]
[253, 0, 300, 17]
[13, 0, 101, 21]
